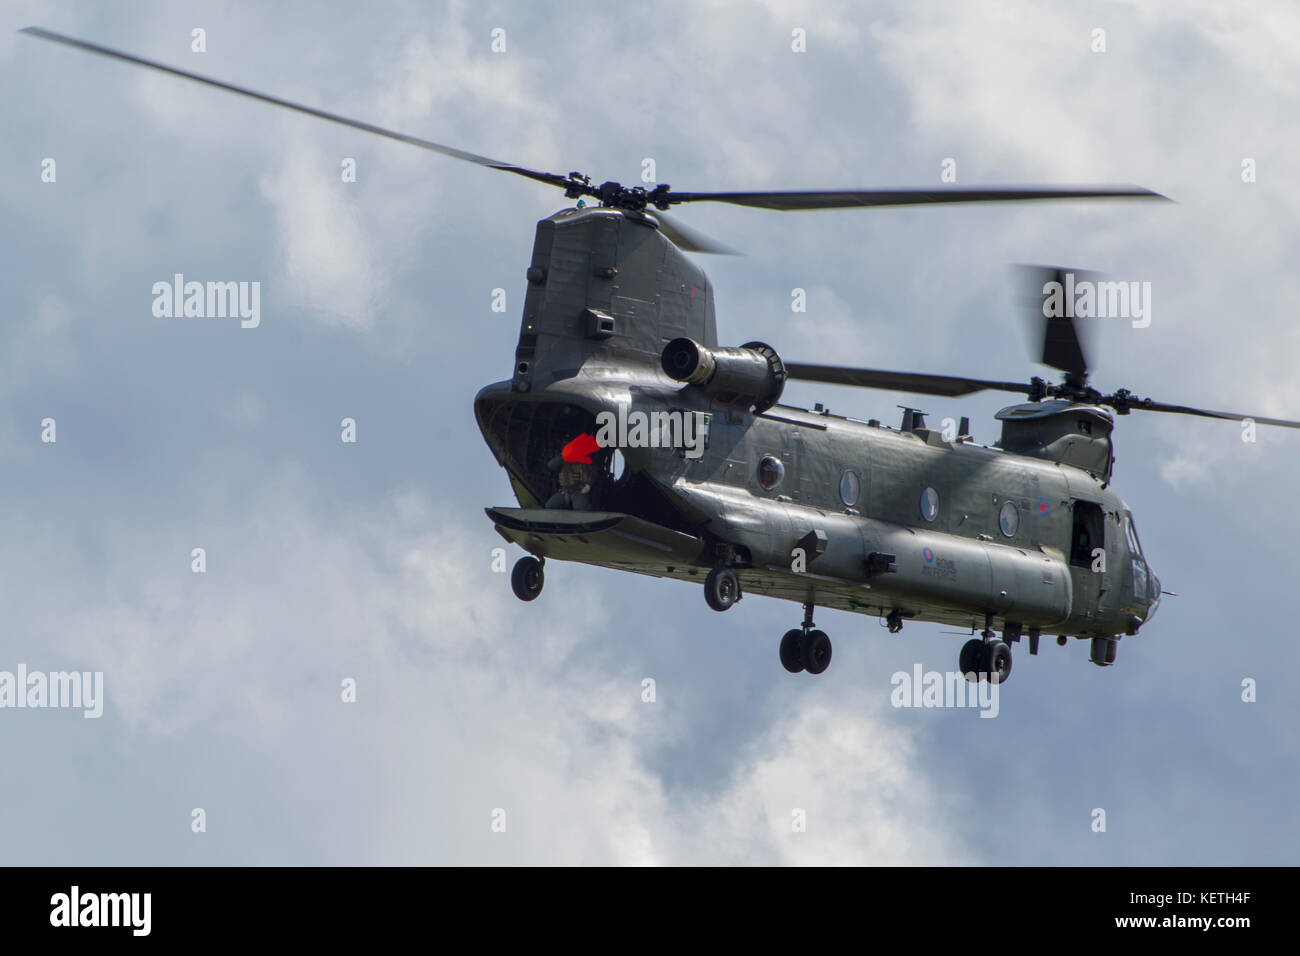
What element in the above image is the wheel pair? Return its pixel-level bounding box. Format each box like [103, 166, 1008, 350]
[960, 638, 1012, 684]
[780, 628, 832, 675]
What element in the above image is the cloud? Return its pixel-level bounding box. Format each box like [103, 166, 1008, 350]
[702, 700, 971, 864]
[258, 142, 384, 329]
[4, 0, 1300, 868]
[0, 468, 966, 863]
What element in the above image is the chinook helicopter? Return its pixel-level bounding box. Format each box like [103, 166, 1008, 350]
[26, 27, 1300, 684]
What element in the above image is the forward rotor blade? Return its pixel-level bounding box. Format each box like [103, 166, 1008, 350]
[1121, 398, 1300, 430]
[784, 362, 1030, 399]
[19, 26, 569, 190]
[652, 211, 740, 255]
[668, 186, 1169, 211]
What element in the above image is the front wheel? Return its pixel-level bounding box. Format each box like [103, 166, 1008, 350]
[511, 556, 544, 601]
[704, 567, 740, 612]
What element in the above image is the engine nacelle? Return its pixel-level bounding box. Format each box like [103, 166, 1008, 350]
[661, 337, 786, 412]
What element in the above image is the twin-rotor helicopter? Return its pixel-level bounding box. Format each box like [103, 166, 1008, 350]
[26, 26, 1300, 684]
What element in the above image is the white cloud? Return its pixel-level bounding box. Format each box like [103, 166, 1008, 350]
[2, 473, 965, 864]
[258, 141, 384, 329]
[702, 700, 970, 864]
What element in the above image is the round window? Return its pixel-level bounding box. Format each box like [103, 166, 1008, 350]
[758, 455, 785, 490]
[999, 500, 1020, 537]
[839, 470, 860, 507]
[920, 487, 939, 522]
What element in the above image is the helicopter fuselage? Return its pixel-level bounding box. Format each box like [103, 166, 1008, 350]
[474, 203, 1160, 673]
[477, 372, 1161, 645]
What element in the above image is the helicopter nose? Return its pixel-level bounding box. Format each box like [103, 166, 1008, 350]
[1145, 569, 1162, 621]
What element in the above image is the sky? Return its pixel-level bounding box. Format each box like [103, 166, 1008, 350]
[1, 0, 1298, 865]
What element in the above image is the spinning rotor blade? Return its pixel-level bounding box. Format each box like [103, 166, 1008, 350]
[1112, 397, 1300, 430]
[783, 363, 1031, 399]
[21, 26, 1171, 233]
[1017, 265, 1094, 385]
[652, 211, 740, 255]
[668, 186, 1168, 211]
[19, 26, 572, 191]
[24, 30, 1292, 434]
[785, 360, 1300, 432]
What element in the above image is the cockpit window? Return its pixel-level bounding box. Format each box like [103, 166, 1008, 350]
[1124, 512, 1144, 558]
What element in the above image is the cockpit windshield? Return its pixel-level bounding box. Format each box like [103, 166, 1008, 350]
[1124, 511, 1144, 559]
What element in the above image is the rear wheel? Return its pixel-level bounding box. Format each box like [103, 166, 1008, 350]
[802, 630, 833, 675]
[986, 641, 1012, 684]
[780, 629, 805, 673]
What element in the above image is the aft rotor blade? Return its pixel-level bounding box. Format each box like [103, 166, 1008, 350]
[667, 186, 1169, 211]
[1121, 398, 1300, 430]
[653, 211, 740, 255]
[19, 26, 570, 190]
[784, 363, 1031, 398]
[1018, 265, 1095, 385]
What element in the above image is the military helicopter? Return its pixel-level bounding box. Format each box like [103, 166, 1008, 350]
[26, 27, 1300, 684]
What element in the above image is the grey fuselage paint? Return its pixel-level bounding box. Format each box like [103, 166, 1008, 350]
[475, 206, 1157, 640]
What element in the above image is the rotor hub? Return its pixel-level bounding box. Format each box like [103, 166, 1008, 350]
[562, 175, 675, 211]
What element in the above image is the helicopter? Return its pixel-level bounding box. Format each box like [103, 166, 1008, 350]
[24, 26, 1300, 685]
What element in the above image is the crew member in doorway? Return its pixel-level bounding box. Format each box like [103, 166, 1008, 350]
[546, 453, 596, 510]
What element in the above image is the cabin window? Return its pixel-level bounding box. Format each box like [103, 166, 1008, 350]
[839, 470, 860, 507]
[999, 500, 1020, 537]
[758, 455, 784, 491]
[919, 487, 939, 522]
[1070, 501, 1105, 569]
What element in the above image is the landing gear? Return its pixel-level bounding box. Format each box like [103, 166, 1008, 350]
[779, 629, 804, 673]
[704, 566, 741, 611]
[779, 599, 833, 675]
[511, 556, 544, 601]
[987, 641, 1012, 683]
[959, 633, 1013, 683]
[803, 630, 832, 675]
